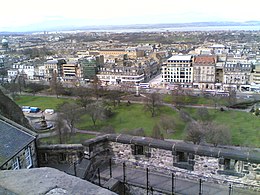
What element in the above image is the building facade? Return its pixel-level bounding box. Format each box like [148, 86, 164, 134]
[0, 116, 37, 170]
[97, 65, 145, 85]
[223, 59, 252, 90]
[162, 55, 194, 88]
[193, 55, 216, 89]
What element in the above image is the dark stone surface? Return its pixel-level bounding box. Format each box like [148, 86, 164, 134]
[0, 118, 35, 166]
[0, 167, 117, 195]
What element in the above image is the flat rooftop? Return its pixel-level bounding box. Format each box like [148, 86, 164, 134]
[168, 55, 192, 61]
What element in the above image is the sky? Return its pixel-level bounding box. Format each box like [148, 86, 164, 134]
[1, 0, 260, 32]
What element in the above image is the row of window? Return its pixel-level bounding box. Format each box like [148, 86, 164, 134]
[12, 147, 32, 170]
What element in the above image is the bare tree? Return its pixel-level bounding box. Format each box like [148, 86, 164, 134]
[227, 88, 237, 107]
[86, 101, 106, 127]
[17, 74, 26, 94]
[205, 122, 231, 146]
[185, 120, 232, 146]
[91, 76, 102, 100]
[58, 102, 82, 133]
[196, 107, 211, 122]
[50, 72, 64, 98]
[151, 124, 164, 139]
[54, 113, 69, 144]
[179, 110, 192, 123]
[185, 121, 205, 144]
[73, 86, 93, 109]
[171, 86, 185, 109]
[171, 86, 194, 109]
[159, 115, 176, 134]
[26, 82, 47, 96]
[144, 92, 162, 117]
[107, 90, 121, 107]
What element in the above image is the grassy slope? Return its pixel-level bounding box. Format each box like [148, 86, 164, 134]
[15, 95, 74, 110]
[184, 108, 260, 147]
[77, 104, 186, 139]
[15, 95, 259, 146]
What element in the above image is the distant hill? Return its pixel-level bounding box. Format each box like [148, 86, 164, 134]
[0, 89, 32, 129]
[1, 21, 260, 34]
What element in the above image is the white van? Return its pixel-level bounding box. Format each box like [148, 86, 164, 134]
[44, 109, 54, 115]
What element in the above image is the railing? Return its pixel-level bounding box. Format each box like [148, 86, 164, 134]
[111, 158, 260, 193]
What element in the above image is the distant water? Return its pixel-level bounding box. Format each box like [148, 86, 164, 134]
[83, 25, 260, 33]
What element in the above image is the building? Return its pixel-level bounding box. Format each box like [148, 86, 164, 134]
[79, 55, 104, 80]
[162, 55, 194, 88]
[34, 65, 45, 80]
[97, 64, 145, 85]
[223, 59, 252, 90]
[44, 59, 66, 80]
[250, 63, 260, 84]
[0, 115, 37, 170]
[7, 62, 35, 82]
[62, 59, 81, 82]
[193, 55, 217, 89]
[44, 59, 58, 80]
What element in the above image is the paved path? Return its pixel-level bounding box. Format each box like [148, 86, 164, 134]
[99, 165, 258, 195]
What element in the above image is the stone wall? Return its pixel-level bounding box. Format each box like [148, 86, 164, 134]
[37, 144, 84, 166]
[1, 141, 37, 170]
[107, 141, 260, 190]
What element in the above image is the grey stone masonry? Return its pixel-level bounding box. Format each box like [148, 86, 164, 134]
[81, 134, 260, 190]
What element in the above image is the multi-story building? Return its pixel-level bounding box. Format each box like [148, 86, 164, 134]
[34, 65, 45, 80]
[250, 63, 260, 84]
[62, 60, 81, 82]
[97, 64, 145, 85]
[44, 59, 66, 80]
[0, 115, 37, 170]
[7, 62, 35, 82]
[223, 59, 252, 90]
[193, 55, 216, 89]
[79, 55, 104, 80]
[44, 59, 58, 80]
[162, 55, 194, 88]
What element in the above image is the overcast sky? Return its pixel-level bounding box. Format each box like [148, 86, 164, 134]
[1, 0, 260, 31]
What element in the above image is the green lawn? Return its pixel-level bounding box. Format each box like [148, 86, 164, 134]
[14, 95, 75, 110]
[77, 104, 186, 139]
[14, 95, 260, 147]
[163, 94, 228, 106]
[183, 108, 260, 147]
[39, 133, 96, 144]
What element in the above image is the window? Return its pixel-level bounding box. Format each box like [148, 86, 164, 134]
[131, 145, 144, 155]
[12, 157, 20, 170]
[25, 147, 32, 168]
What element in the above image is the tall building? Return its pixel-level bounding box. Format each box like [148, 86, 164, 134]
[223, 59, 252, 90]
[193, 55, 216, 89]
[162, 55, 194, 88]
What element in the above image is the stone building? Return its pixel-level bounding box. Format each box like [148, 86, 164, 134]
[223, 59, 252, 90]
[97, 64, 145, 85]
[193, 55, 217, 89]
[0, 115, 37, 170]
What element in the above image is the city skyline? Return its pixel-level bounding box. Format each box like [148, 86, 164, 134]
[1, 0, 260, 32]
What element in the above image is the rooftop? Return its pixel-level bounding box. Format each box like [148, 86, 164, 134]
[194, 55, 216, 64]
[0, 117, 36, 167]
[168, 55, 192, 61]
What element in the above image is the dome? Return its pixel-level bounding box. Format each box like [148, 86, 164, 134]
[2, 39, 8, 44]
